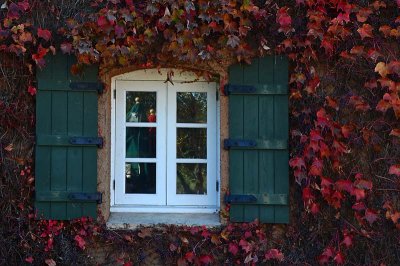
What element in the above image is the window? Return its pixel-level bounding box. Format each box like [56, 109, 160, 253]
[35, 55, 289, 223]
[112, 78, 218, 210]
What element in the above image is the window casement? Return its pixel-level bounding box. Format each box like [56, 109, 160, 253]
[35, 55, 289, 224]
[112, 75, 218, 211]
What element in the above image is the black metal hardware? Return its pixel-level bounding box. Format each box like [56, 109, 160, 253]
[70, 82, 104, 94]
[224, 84, 256, 95]
[69, 137, 103, 148]
[224, 139, 256, 149]
[216, 181, 219, 192]
[225, 193, 288, 205]
[68, 192, 102, 204]
[225, 194, 257, 204]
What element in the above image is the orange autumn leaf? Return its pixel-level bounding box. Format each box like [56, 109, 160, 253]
[375, 62, 389, 77]
[357, 24, 374, 39]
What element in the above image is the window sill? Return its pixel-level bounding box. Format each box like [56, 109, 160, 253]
[106, 212, 221, 229]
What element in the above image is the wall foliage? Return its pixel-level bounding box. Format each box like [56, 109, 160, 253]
[0, 0, 400, 265]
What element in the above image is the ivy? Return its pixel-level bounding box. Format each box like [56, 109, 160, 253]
[0, 0, 400, 265]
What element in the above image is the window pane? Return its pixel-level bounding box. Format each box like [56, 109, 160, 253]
[126, 127, 156, 158]
[177, 92, 207, 123]
[177, 163, 207, 194]
[126, 92, 156, 123]
[177, 128, 206, 159]
[125, 163, 156, 194]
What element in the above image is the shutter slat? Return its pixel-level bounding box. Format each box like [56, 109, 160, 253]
[229, 63, 245, 222]
[243, 59, 260, 222]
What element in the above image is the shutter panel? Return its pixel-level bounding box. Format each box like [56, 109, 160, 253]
[225, 56, 289, 223]
[35, 54, 102, 220]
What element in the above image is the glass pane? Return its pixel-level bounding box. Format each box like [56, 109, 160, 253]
[125, 162, 156, 194]
[126, 92, 156, 123]
[177, 163, 207, 194]
[126, 127, 156, 158]
[177, 128, 206, 159]
[177, 92, 207, 123]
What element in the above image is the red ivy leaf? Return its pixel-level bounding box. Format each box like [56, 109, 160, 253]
[352, 202, 366, 211]
[341, 125, 353, 138]
[184, 252, 195, 263]
[333, 252, 345, 264]
[389, 165, 400, 176]
[27, 85, 36, 96]
[356, 8, 373, 23]
[276, 7, 292, 34]
[265, 249, 284, 261]
[390, 129, 400, 137]
[25, 257, 34, 264]
[37, 28, 52, 41]
[97, 16, 108, 27]
[341, 235, 353, 248]
[310, 202, 320, 214]
[351, 188, 366, 201]
[336, 179, 353, 193]
[74, 235, 86, 250]
[289, 157, 305, 169]
[199, 255, 213, 265]
[45, 259, 56, 266]
[365, 209, 379, 225]
[309, 158, 323, 176]
[228, 243, 239, 256]
[32, 45, 48, 68]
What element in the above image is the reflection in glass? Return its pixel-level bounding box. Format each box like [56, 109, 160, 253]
[177, 163, 207, 194]
[177, 92, 207, 123]
[177, 128, 206, 158]
[126, 92, 156, 122]
[126, 127, 156, 158]
[125, 163, 156, 194]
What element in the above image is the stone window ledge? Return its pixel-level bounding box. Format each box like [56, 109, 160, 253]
[106, 212, 221, 230]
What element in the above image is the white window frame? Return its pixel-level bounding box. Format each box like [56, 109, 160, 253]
[110, 69, 220, 213]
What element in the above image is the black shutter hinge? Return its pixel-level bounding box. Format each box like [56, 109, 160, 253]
[69, 137, 104, 148]
[216, 89, 219, 101]
[113, 89, 116, 99]
[70, 82, 104, 94]
[224, 139, 256, 149]
[216, 180, 219, 192]
[113, 180, 115, 190]
[68, 192, 102, 204]
[224, 84, 256, 95]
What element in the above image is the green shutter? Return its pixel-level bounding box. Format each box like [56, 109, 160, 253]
[225, 56, 289, 223]
[35, 54, 102, 220]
